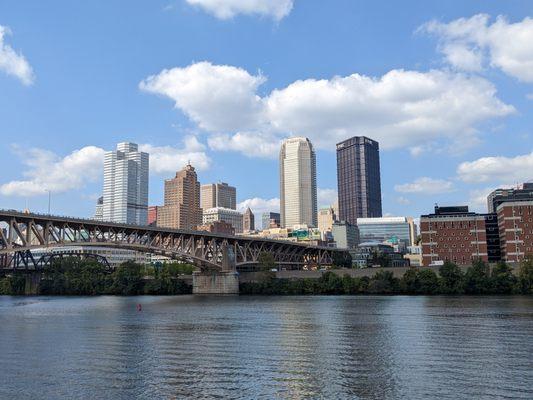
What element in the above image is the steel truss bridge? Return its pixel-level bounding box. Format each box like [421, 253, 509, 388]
[0, 210, 345, 272]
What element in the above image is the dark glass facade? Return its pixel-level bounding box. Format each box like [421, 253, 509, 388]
[336, 136, 382, 224]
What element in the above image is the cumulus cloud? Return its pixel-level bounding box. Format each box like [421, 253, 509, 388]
[468, 187, 494, 212]
[395, 177, 455, 194]
[185, 0, 293, 20]
[421, 14, 533, 82]
[207, 132, 280, 159]
[140, 136, 211, 173]
[237, 197, 280, 215]
[0, 137, 212, 197]
[317, 188, 337, 207]
[140, 61, 266, 132]
[0, 25, 34, 85]
[0, 146, 105, 197]
[457, 152, 533, 184]
[141, 62, 514, 158]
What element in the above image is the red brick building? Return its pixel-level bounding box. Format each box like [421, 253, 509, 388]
[147, 206, 159, 226]
[497, 201, 533, 263]
[196, 221, 235, 235]
[420, 206, 489, 266]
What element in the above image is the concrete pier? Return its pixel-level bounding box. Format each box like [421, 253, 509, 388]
[192, 271, 239, 294]
[24, 273, 41, 295]
[192, 243, 239, 294]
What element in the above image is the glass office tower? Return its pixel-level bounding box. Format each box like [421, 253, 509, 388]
[336, 136, 382, 224]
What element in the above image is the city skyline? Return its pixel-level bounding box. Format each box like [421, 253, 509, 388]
[1, 1, 532, 220]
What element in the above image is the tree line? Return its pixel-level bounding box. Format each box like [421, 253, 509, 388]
[240, 257, 533, 296]
[0, 259, 193, 296]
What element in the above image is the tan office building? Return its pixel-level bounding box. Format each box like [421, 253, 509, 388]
[201, 182, 237, 210]
[157, 164, 202, 230]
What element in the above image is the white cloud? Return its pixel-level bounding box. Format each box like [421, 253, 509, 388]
[395, 177, 455, 194]
[140, 61, 266, 132]
[185, 0, 293, 20]
[527, 93, 533, 100]
[421, 14, 533, 82]
[396, 196, 411, 205]
[0, 25, 34, 85]
[237, 197, 280, 215]
[141, 62, 514, 158]
[457, 152, 533, 184]
[0, 146, 105, 197]
[207, 132, 280, 159]
[265, 69, 513, 151]
[140, 136, 211, 173]
[318, 188, 337, 207]
[468, 187, 494, 212]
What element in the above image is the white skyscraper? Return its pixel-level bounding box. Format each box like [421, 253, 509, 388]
[279, 137, 318, 228]
[102, 142, 149, 225]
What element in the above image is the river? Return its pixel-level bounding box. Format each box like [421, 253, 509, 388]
[0, 295, 532, 399]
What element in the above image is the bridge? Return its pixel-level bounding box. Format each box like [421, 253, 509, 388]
[0, 210, 347, 293]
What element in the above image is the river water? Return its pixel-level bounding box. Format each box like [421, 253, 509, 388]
[0, 295, 531, 399]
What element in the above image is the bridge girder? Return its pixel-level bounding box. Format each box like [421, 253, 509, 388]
[0, 211, 345, 272]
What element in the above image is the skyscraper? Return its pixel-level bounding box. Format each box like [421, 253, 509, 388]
[243, 207, 255, 232]
[158, 163, 202, 230]
[102, 142, 149, 225]
[201, 182, 237, 210]
[261, 212, 281, 230]
[279, 137, 318, 228]
[336, 136, 382, 224]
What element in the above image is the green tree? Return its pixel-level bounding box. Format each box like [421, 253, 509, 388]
[518, 256, 533, 294]
[417, 269, 440, 294]
[464, 259, 490, 294]
[368, 270, 398, 294]
[111, 261, 144, 295]
[439, 261, 465, 294]
[319, 271, 343, 294]
[400, 268, 419, 294]
[490, 262, 517, 294]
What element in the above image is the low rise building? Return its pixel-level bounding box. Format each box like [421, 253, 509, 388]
[203, 207, 244, 234]
[352, 242, 409, 268]
[356, 216, 416, 247]
[332, 221, 359, 249]
[420, 206, 490, 266]
[497, 201, 533, 263]
[197, 220, 235, 235]
[487, 182, 533, 213]
[262, 212, 281, 230]
[147, 205, 159, 226]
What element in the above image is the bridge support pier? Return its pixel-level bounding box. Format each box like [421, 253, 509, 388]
[192, 271, 239, 294]
[24, 273, 41, 295]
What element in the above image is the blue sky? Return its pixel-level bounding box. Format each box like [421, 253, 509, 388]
[0, 0, 532, 220]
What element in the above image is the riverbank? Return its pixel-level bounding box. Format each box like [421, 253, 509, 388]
[1, 257, 532, 296]
[240, 260, 533, 296]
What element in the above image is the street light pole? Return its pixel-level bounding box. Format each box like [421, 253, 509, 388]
[48, 190, 51, 215]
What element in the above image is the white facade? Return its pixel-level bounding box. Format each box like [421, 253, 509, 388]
[202, 207, 243, 233]
[280, 137, 317, 228]
[102, 142, 149, 225]
[93, 196, 103, 221]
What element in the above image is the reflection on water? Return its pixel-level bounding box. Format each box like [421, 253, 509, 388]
[0, 295, 532, 399]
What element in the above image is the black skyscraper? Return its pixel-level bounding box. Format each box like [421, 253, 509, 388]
[336, 136, 382, 224]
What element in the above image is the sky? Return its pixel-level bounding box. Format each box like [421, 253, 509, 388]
[0, 0, 532, 220]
